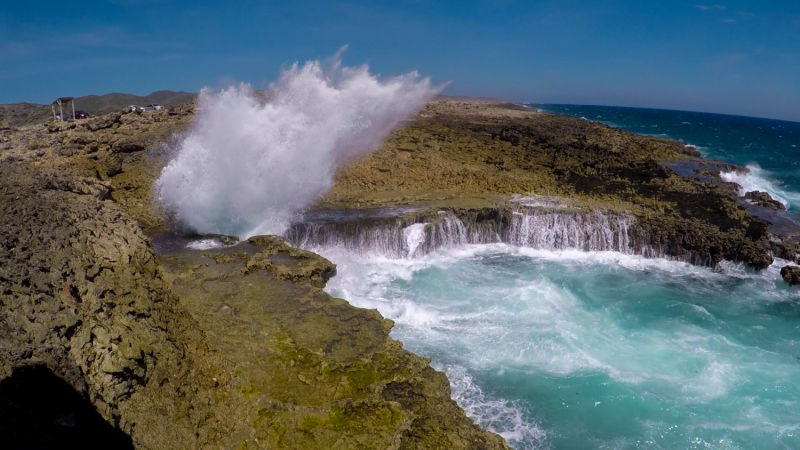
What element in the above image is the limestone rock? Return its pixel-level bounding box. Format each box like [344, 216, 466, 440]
[781, 265, 800, 285]
[744, 191, 785, 210]
[111, 138, 146, 153]
[0, 155, 508, 448]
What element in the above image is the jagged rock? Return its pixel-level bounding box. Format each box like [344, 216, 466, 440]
[1, 152, 507, 448]
[205, 233, 239, 246]
[87, 113, 121, 132]
[41, 174, 112, 199]
[781, 265, 800, 285]
[0, 165, 228, 448]
[744, 190, 785, 210]
[161, 236, 507, 449]
[111, 138, 145, 153]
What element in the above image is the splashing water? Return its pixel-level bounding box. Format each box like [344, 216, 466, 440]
[720, 164, 799, 209]
[317, 237, 800, 450]
[155, 50, 441, 237]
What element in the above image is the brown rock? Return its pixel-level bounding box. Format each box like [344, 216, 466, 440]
[111, 138, 145, 153]
[781, 265, 800, 285]
[744, 191, 785, 210]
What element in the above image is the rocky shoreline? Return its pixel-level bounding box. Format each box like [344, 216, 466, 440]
[1, 99, 799, 448]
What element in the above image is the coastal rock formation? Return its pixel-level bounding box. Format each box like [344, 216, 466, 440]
[0, 104, 197, 230]
[323, 102, 791, 269]
[159, 235, 508, 449]
[781, 265, 800, 285]
[3, 98, 799, 449]
[0, 165, 228, 448]
[0, 149, 507, 447]
[744, 190, 786, 210]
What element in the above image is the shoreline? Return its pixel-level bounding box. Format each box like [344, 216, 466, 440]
[1, 97, 798, 448]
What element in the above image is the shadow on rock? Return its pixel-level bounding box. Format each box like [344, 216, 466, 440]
[0, 365, 134, 450]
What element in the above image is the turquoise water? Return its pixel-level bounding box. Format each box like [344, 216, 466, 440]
[323, 246, 800, 449]
[315, 106, 800, 449]
[534, 104, 800, 211]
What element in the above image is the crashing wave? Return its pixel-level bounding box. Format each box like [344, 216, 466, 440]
[720, 164, 798, 209]
[155, 49, 441, 237]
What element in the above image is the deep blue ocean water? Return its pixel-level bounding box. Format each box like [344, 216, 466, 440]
[313, 106, 800, 450]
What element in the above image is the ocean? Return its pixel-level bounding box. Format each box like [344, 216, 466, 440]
[313, 106, 800, 449]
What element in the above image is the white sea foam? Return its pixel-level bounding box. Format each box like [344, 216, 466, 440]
[403, 223, 428, 258]
[317, 240, 800, 447]
[155, 49, 440, 237]
[438, 364, 549, 450]
[720, 164, 799, 209]
[186, 239, 224, 250]
[321, 243, 780, 382]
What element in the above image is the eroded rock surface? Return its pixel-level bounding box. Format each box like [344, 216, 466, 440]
[3, 98, 800, 449]
[0, 165, 230, 448]
[322, 101, 794, 269]
[0, 151, 506, 447]
[159, 235, 507, 449]
[781, 265, 800, 285]
[744, 190, 786, 210]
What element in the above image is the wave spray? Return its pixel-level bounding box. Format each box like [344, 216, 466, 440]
[155, 50, 441, 237]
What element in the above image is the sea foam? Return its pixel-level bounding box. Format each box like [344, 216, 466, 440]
[155, 49, 440, 237]
[720, 164, 798, 209]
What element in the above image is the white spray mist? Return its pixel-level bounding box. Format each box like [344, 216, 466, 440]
[155, 49, 442, 237]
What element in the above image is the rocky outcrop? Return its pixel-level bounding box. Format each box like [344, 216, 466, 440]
[323, 101, 790, 270]
[159, 235, 508, 449]
[5, 100, 787, 271]
[744, 190, 786, 210]
[3, 98, 797, 449]
[781, 265, 800, 285]
[0, 104, 196, 231]
[0, 159, 507, 448]
[0, 165, 230, 448]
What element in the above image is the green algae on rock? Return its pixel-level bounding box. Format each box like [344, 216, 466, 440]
[3, 96, 799, 449]
[0, 152, 507, 448]
[159, 235, 508, 449]
[321, 101, 796, 268]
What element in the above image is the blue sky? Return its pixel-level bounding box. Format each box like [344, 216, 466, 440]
[2, 0, 799, 121]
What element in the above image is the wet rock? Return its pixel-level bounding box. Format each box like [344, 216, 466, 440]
[744, 191, 785, 210]
[163, 238, 507, 449]
[244, 235, 337, 287]
[204, 233, 239, 246]
[780, 265, 800, 285]
[327, 101, 782, 270]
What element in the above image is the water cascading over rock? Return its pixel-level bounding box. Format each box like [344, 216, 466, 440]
[286, 208, 635, 258]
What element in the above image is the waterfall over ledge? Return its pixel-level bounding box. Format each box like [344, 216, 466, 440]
[285, 206, 637, 259]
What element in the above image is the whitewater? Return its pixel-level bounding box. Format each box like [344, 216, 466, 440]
[314, 238, 800, 450]
[157, 58, 800, 448]
[155, 49, 440, 237]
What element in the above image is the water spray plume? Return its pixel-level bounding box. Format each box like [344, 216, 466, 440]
[155, 49, 443, 237]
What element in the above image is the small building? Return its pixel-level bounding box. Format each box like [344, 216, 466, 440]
[51, 97, 75, 121]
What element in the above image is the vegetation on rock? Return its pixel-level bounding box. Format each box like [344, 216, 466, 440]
[2, 97, 798, 449]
